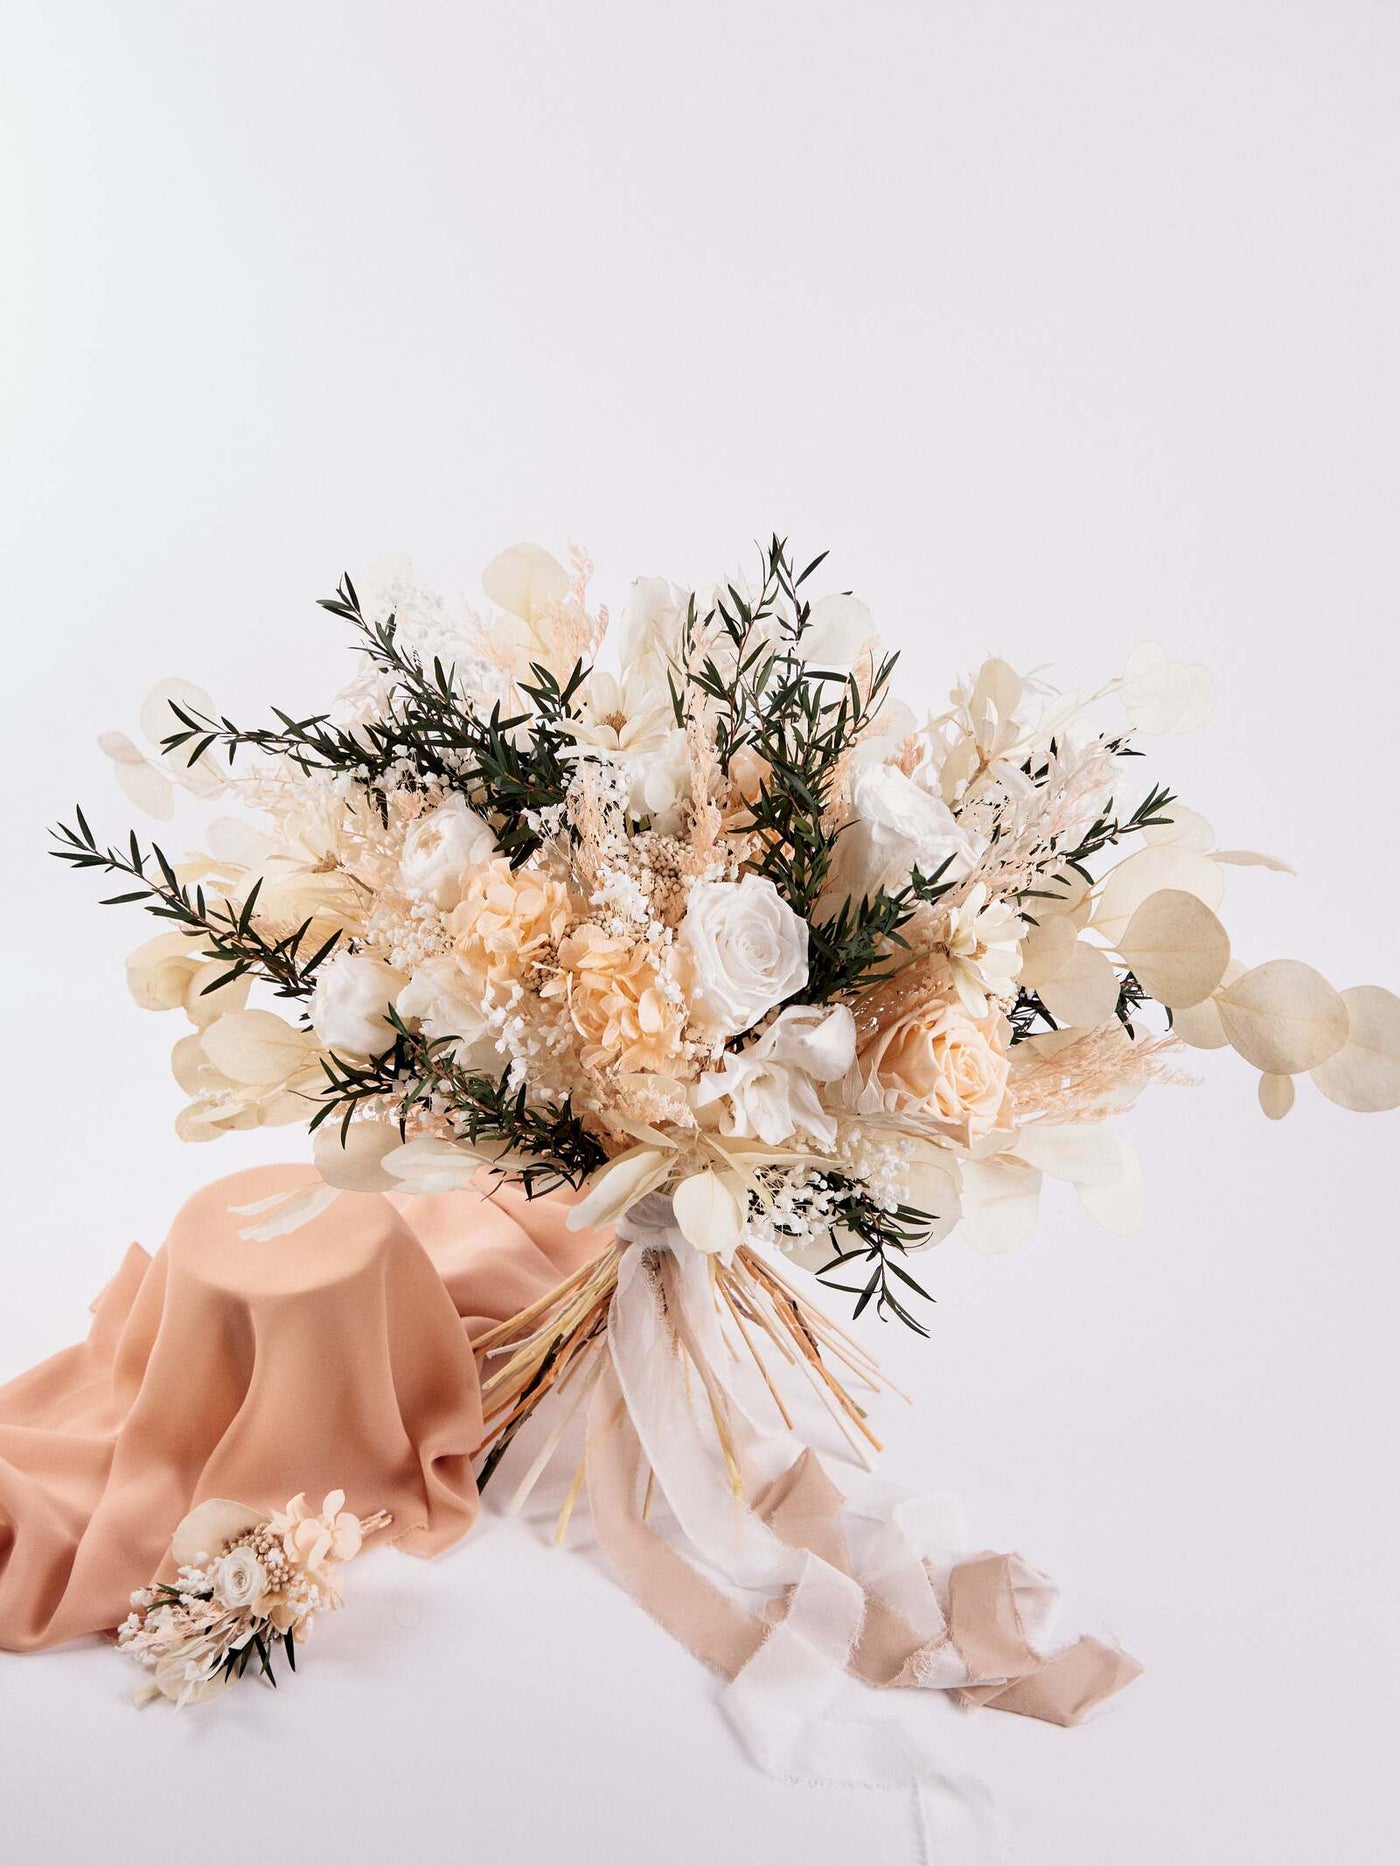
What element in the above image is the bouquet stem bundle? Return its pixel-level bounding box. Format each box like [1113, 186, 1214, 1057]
[473, 1238, 901, 1529]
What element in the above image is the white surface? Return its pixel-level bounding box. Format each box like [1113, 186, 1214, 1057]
[2, 3, 1398, 1861]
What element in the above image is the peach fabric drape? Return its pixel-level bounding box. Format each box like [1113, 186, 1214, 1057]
[0, 1165, 606, 1653]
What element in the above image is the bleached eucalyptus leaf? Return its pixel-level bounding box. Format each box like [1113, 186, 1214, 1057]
[1076, 1137, 1144, 1234]
[1310, 986, 1400, 1112]
[313, 1120, 402, 1192]
[1037, 939, 1120, 1030]
[97, 729, 146, 765]
[901, 1145, 963, 1248]
[958, 1157, 1043, 1254]
[1116, 888, 1230, 1009]
[1258, 1073, 1296, 1120]
[1093, 845, 1224, 943]
[1121, 642, 1213, 733]
[140, 678, 215, 750]
[800, 593, 873, 665]
[380, 1135, 485, 1195]
[113, 755, 175, 820]
[1142, 805, 1215, 852]
[1216, 961, 1348, 1076]
[1170, 995, 1228, 1049]
[1016, 913, 1077, 990]
[1212, 849, 1296, 874]
[1012, 1123, 1123, 1187]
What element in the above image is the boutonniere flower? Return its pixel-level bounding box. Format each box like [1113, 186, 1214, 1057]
[117, 1491, 390, 1706]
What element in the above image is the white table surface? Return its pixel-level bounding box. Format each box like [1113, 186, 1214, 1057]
[3, 4, 1397, 1861]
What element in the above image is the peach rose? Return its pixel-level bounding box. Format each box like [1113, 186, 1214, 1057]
[859, 997, 1010, 1139]
[448, 858, 578, 991]
[545, 922, 686, 1074]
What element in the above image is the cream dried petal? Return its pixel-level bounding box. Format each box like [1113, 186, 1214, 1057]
[1258, 1073, 1296, 1120]
[1076, 1136, 1144, 1234]
[1116, 888, 1230, 1009]
[672, 1170, 745, 1260]
[235, 1182, 340, 1240]
[1216, 961, 1349, 1076]
[565, 1146, 673, 1231]
[481, 543, 569, 622]
[1309, 986, 1400, 1112]
[201, 1010, 318, 1086]
[171, 1498, 267, 1567]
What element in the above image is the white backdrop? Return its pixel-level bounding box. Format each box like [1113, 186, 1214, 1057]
[2, 5, 1398, 1862]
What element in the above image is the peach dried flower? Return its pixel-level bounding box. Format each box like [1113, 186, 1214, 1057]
[448, 858, 579, 990]
[546, 922, 687, 1074]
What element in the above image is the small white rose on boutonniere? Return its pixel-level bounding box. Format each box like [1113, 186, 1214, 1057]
[211, 1547, 268, 1612]
[118, 1490, 390, 1707]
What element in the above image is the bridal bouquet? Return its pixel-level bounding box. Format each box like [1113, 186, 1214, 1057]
[49, 537, 1397, 1776]
[55, 537, 1396, 1306]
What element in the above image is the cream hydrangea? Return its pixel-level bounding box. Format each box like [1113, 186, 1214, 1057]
[448, 859, 579, 994]
[545, 922, 687, 1074]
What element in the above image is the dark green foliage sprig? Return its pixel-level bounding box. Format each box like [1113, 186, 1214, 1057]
[136, 1583, 296, 1691]
[679, 536, 954, 1001]
[313, 1010, 609, 1198]
[161, 575, 588, 864]
[49, 808, 340, 1000]
[803, 1186, 938, 1336]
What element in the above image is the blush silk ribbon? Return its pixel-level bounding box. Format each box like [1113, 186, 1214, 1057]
[571, 1233, 1141, 1864]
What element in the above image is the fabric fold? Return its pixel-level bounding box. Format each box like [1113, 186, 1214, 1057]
[0, 1165, 602, 1653]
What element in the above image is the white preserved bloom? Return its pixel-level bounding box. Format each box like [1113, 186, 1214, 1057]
[561, 669, 692, 829]
[678, 875, 809, 1038]
[308, 952, 407, 1057]
[395, 795, 496, 908]
[614, 575, 689, 677]
[827, 762, 973, 903]
[211, 1548, 267, 1612]
[945, 884, 1025, 1016]
[696, 1005, 856, 1148]
[395, 955, 498, 1067]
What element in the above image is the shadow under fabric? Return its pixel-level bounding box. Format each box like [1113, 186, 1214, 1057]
[0, 1164, 609, 1652]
